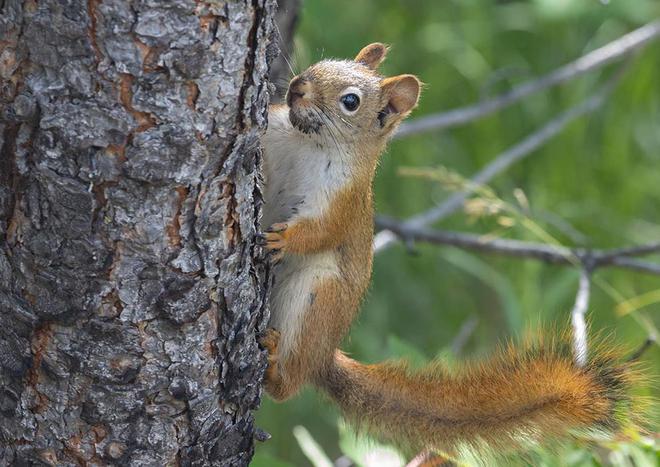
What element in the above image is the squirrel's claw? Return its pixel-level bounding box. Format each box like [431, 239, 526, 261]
[266, 222, 288, 233]
[259, 328, 282, 388]
[261, 223, 289, 263]
[268, 248, 285, 263]
[258, 328, 281, 354]
[264, 232, 286, 250]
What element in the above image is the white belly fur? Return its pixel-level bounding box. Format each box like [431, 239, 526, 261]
[262, 106, 345, 356]
[268, 253, 339, 356]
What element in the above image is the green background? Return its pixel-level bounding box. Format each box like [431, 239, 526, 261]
[256, 1, 660, 465]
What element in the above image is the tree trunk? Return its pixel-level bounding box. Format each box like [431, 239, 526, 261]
[0, 0, 276, 465]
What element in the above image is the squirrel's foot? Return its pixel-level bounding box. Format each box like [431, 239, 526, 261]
[259, 328, 281, 385]
[259, 328, 280, 356]
[259, 223, 288, 262]
[258, 328, 298, 401]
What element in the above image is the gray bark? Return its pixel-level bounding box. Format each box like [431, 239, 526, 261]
[0, 0, 276, 465]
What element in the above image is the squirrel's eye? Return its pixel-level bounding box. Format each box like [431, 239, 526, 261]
[340, 93, 360, 112]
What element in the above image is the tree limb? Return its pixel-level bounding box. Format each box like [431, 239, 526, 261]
[375, 217, 660, 276]
[0, 1, 276, 464]
[374, 71, 623, 253]
[607, 257, 660, 276]
[596, 242, 660, 261]
[395, 20, 660, 138]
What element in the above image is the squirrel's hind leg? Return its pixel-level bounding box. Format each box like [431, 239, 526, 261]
[263, 276, 358, 401]
[260, 330, 307, 401]
[259, 328, 297, 401]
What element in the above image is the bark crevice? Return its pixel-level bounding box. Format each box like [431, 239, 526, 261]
[0, 1, 277, 465]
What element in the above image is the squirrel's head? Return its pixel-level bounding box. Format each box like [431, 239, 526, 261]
[284, 43, 421, 143]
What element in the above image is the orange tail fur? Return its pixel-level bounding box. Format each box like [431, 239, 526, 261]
[317, 338, 636, 456]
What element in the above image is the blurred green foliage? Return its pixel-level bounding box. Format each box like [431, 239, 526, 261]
[256, 0, 660, 465]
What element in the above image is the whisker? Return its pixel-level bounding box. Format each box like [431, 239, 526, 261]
[316, 107, 348, 157]
[318, 102, 355, 132]
[274, 23, 297, 77]
[312, 106, 338, 148]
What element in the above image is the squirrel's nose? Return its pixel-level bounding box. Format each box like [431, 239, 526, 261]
[286, 76, 312, 107]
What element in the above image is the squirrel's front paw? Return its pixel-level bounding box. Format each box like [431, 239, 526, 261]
[258, 222, 288, 262]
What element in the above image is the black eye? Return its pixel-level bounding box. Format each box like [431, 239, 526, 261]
[340, 93, 360, 112]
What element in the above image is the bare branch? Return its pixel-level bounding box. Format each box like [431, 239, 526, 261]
[451, 315, 479, 356]
[395, 21, 660, 138]
[596, 242, 660, 261]
[571, 270, 591, 366]
[413, 94, 604, 225]
[377, 217, 572, 262]
[607, 257, 660, 276]
[375, 217, 660, 276]
[374, 72, 623, 254]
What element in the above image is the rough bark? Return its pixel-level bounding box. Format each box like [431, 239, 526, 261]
[0, 0, 276, 465]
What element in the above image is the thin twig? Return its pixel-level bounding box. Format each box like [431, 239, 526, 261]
[374, 70, 624, 254]
[571, 269, 591, 366]
[596, 242, 660, 262]
[395, 21, 660, 138]
[607, 257, 660, 276]
[378, 218, 572, 262]
[451, 315, 479, 356]
[627, 336, 657, 362]
[410, 91, 605, 226]
[375, 217, 660, 276]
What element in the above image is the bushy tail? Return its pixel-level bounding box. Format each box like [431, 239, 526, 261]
[316, 338, 637, 457]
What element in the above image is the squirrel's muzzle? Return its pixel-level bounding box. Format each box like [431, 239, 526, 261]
[286, 76, 313, 107]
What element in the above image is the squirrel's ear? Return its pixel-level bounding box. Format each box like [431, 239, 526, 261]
[355, 43, 389, 70]
[380, 74, 421, 116]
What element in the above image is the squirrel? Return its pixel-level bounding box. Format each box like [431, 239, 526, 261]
[258, 43, 636, 457]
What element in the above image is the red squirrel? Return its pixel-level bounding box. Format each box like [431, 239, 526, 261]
[258, 43, 635, 456]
